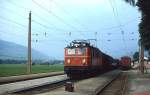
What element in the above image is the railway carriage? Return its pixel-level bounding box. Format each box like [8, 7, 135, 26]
[120, 56, 131, 70]
[64, 40, 117, 77]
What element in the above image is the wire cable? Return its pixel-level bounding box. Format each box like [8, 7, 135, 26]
[32, 0, 83, 33]
[0, 6, 27, 19]
[5, 0, 30, 11]
[0, 16, 26, 28]
[32, 19, 70, 32]
[108, 0, 129, 55]
[49, 0, 88, 31]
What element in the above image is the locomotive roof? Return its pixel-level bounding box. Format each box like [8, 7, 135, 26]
[66, 40, 91, 48]
[66, 40, 102, 52]
[65, 40, 114, 60]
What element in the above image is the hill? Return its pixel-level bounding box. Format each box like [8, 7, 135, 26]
[0, 40, 49, 60]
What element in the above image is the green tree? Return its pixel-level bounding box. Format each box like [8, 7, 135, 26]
[124, 0, 136, 6]
[133, 51, 139, 60]
[124, 0, 150, 50]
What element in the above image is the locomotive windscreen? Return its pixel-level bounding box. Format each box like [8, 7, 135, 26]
[76, 48, 86, 55]
[67, 48, 86, 55]
[67, 48, 76, 55]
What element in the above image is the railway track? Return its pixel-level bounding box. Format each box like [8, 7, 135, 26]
[0, 70, 122, 95]
[97, 72, 128, 95]
[28, 70, 121, 95]
[12, 78, 70, 95]
[11, 77, 83, 95]
[0, 74, 68, 95]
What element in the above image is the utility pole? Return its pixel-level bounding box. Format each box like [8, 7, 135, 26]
[94, 32, 97, 47]
[139, 40, 144, 74]
[27, 11, 32, 74]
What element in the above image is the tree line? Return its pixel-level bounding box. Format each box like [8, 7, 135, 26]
[0, 59, 64, 65]
[124, 0, 150, 50]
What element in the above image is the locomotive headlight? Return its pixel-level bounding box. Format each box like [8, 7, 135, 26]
[67, 59, 70, 64]
[82, 58, 86, 64]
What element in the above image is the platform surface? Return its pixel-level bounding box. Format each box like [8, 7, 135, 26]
[37, 70, 121, 95]
[0, 71, 64, 83]
[131, 92, 150, 95]
[127, 70, 150, 95]
[0, 75, 67, 95]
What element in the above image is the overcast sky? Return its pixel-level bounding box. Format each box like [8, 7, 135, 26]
[0, 0, 140, 59]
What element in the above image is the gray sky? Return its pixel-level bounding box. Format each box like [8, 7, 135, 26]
[0, 0, 140, 59]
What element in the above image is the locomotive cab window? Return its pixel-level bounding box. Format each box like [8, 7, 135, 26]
[67, 48, 86, 55]
[76, 48, 86, 55]
[67, 48, 76, 55]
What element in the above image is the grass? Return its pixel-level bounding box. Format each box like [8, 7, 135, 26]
[0, 64, 64, 77]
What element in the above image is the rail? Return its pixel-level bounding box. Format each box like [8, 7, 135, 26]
[97, 72, 128, 95]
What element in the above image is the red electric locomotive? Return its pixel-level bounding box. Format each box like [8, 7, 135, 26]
[64, 40, 116, 77]
[120, 56, 131, 70]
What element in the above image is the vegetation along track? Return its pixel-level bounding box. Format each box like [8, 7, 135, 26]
[98, 72, 128, 95]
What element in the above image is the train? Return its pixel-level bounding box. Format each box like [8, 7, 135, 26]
[120, 56, 131, 70]
[64, 40, 118, 77]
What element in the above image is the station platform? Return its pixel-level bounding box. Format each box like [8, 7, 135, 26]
[127, 70, 150, 95]
[0, 75, 67, 95]
[0, 71, 64, 84]
[37, 70, 121, 95]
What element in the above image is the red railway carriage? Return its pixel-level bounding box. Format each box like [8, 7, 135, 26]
[120, 56, 131, 70]
[64, 40, 116, 77]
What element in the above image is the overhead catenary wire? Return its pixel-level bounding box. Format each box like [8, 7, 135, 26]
[0, 16, 26, 28]
[32, 20, 70, 42]
[3, 0, 139, 33]
[3, 0, 138, 34]
[0, 9, 139, 44]
[99, 17, 140, 31]
[0, 1, 79, 48]
[5, 0, 59, 30]
[32, 0, 88, 40]
[31, 19, 70, 40]
[0, 16, 46, 42]
[1, 0, 139, 56]
[34, 37, 138, 43]
[4, 0, 64, 32]
[0, 15, 42, 35]
[6, 0, 57, 31]
[32, 0, 84, 33]
[0, 29, 27, 38]
[32, 12, 59, 28]
[108, 0, 129, 55]
[32, 19, 71, 33]
[7, 0, 135, 35]
[2, 0, 140, 35]
[32, 15, 139, 35]
[5, 0, 30, 11]
[5, 0, 65, 32]
[0, 6, 27, 19]
[48, 0, 88, 31]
